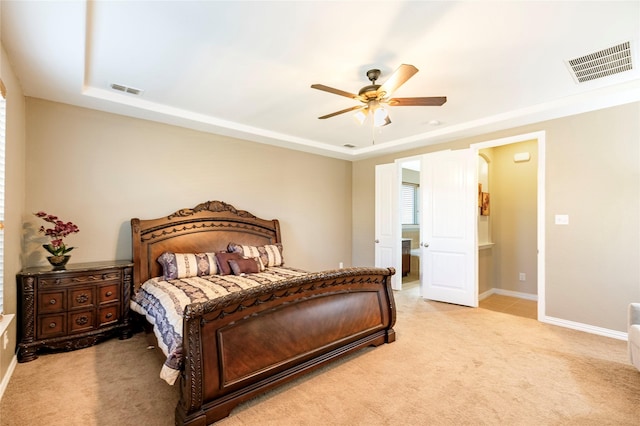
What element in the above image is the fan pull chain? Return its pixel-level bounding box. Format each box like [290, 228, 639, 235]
[371, 122, 376, 145]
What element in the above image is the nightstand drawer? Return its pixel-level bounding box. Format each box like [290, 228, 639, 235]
[38, 270, 122, 287]
[38, 291, 65, 313]
[99, 283, 119, 304]
[69, 310, 95, 333]
[69, 287, 95, 309]
[98, 305, 119, 326]
[38, 314, 66, 338]
[99, 271, 122, 282]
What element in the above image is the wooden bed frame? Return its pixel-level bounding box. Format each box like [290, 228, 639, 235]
[131, 200, 396, 425]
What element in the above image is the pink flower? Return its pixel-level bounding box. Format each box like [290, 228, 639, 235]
[34, 212, 80, 256]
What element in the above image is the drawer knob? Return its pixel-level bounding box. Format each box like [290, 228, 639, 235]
[76, 294, 89, 303]
[106, 313, 113, 319]
[49, 322, 56, 328]
[49, 299, 57, 305]
[105, 291, 113, 297]
[75, 316, 89, 326]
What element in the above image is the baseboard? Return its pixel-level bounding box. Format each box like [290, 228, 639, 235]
[0, 354, 17, 401]
[479, 287, 538, 301]
[541, 315, 628, 341]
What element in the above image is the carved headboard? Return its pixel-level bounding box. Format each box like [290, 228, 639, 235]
[131, 200, 281, 289]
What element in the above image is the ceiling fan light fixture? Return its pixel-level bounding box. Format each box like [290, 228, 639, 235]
[311, 64, 445, 131]
[354, 109, 368, 125]
[373, 106, 390, 127]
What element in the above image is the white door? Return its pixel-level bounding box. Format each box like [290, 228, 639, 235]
[420, 149, 478, 307]
[375, 163, 401, 290]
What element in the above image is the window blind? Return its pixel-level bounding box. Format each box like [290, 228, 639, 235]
[401, 183, 418, 225]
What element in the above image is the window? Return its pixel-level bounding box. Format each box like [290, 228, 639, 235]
[401, 183, 419, 225]
[0, 79, 5, 315]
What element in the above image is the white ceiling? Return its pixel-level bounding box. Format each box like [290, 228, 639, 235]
[2, 1, 639, 160]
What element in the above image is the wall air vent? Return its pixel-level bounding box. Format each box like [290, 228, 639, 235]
[110, 83, 143, 96]
[566, 41, 633, 83]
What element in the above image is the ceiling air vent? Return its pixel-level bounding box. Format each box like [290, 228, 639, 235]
[343, 144, 356, 148]
[110, 83, 143, 96]
[566, 41, 633, 83]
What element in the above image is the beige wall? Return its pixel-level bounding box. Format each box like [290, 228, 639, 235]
[545, 106, 639, 330]
[23, 99, 353, 273]
[353, 102, 640, 332]
[478, 249, 493, 295]
[0, 44, 27, 388]
[491, 140, 538, 295]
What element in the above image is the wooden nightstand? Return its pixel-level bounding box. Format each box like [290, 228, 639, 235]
[17, 260, 133, 362]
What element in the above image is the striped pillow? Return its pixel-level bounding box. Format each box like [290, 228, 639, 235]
[227, 243, 284, 268]
[157, 252, 218, 280]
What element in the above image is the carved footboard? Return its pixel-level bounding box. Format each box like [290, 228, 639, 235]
[176, 267, 396, 426]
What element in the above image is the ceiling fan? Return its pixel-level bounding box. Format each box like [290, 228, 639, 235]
[311, 64, 446, 127]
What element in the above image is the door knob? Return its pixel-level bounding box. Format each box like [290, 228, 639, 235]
[375, 239, 380, 243]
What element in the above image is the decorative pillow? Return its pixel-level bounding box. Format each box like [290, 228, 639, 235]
[214, 251, 243, 276]
[251, 256, 266, 271]
[157, 252, 218, 280]
[227, 243, 284, 267]
[228, 258, 262, 275]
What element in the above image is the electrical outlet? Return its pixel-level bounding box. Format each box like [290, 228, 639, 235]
[519, 273, 526, 281]
[339, 262, 344, 269]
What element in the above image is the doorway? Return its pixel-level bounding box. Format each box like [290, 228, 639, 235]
[472, 132, 545, 320]
[399, 159, 421, 287]
[379, 131, 545, 319]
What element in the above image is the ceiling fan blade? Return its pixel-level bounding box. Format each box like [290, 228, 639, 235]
[311, 84, 359, 100]
[388, 96, 447, 106]
[318, 105, 364, 119]
[378, 64, 419, 98]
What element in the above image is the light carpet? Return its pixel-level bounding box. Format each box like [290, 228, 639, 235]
[2, 286, 638, 425]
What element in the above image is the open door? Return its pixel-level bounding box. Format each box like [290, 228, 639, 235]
[420, 149, 478, 307]
[375, 163, 401, 290]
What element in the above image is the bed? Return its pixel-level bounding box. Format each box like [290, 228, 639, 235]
[130, 200, 396, 425]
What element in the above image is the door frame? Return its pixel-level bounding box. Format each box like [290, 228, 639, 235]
[391, 130, 546, 319]
[471, 131, 546, 320]
[395, 156, 424, 291]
